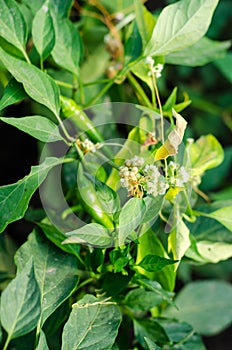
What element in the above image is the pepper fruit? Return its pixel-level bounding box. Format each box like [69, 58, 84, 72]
[60, 95, 105, 144]
[76, 162, 114, 229]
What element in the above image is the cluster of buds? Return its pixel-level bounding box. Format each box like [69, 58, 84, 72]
[76, 138, 100, 154]
[145, 56, 163, 79]
[119, 157, 198, 198]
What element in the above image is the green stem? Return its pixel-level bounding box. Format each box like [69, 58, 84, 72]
[83, 79, 111, 87]
[85, 80, 114, 107]
[55, 80, 74, 90]
[22, 48, 31, 64]
[75, 277, 94, 292]
[127, 72, 153, 108]
[55, 113, 75, 143]
[72, 74, 79, 100]
[3, 334, 11, 350]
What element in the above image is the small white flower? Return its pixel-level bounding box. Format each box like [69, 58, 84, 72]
[145, 56, 154, 66]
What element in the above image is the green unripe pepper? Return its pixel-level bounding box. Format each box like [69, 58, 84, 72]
[60, 95, 105, 144]
[76, 163, 114, 229]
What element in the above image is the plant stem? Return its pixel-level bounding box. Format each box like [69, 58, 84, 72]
[3, 334, 11, 350]
[85, 80, 114, 107]
[55, 80, 74, 90]
[55, 113, 75, 143]
[22, 48, 31, 64]
[127, 72, 153, 108]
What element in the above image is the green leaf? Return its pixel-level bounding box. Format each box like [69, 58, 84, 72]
[158, 318, 206, 350]
[199, 206, 232, 232]
[32, 1, 55, 60]
[190, 134, 224, 175]
[0, 79, 27, 111]
[194, 241, 232, 263]
[0, 0, 27, 56]
[50, 0, 73, 18]
[166, 37, 231, 67]
[38, 223, 82, 262]
[0, 258, 41, 340]
[124, 21, 143, 65]
[164, 280, 232, 336]
[118, 198, 146, 245]
[168, 220, 190, 264]
[137, 255, 178, 273]
[36, 330, 49, 350]
[125, 288, 163, 312]
[137, 277, 175, 306]
[0, 157, 64, 233]
[0, 116, 63, 142]
[145, 0, 220, 56]
[21, 0, 45, 15]
[134, 318, 169, 348]
[144, 338, 161, 350]
[0, 48, 60, 116]
[134, 0, 156, 47]
[142, 196, 163, 224]
[61, 294, 122, 350]
[15, 230, 79, 325]
[51, 16, 82, 75]
[63, 223, 113, 248]
[214, 52, 232, 84]
[85, 174, 120, 215]
[136, 226, 176, 292]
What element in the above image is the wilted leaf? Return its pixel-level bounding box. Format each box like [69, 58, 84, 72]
[155, 109, 187, 160]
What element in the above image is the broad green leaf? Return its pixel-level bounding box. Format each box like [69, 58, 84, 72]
[195, 241, 232, 263]
[0, 0, 27, 56]
[61, 294, 122, 350]
[199, 206, 232, 232]
[32, 1, 55, 60]
[15, 230, 79, 325]
[214, 52, 232, 84]
[144, 337, 161, 350]
[190, 134, 224, 175]
[168, 220, 190, 265]
[136, 226, 176, 291]
[137, 277, 175, 306]
[0, 258, 41, 339]
[50, 0, 73, 18]
[125, 288, 163, 312]
[118, 197, 146, 245]
[134, 0, 156, 46]
[0, 79, 27, 111]
[145, 0, 220, 56]
[158, 319, 206, 350]
[38, 223, 82, 262]
[141, 195, 163, 224]
[164, 280, 232, 336]
[22, 0, 45, 14]
[124, 21, 143, 65]
[166, 37, 231, 67]
[52, 16, 82, 75]
[36, 330, 49, 350]
[137, 255, 178, 273]
[134, 318, 169, 348]
[0, 48, 60, 116]
[85, 175, 120, 215]
[0, 116, 63, 142]
[0, 157, 64, 233]
[63, 223, 113, 248]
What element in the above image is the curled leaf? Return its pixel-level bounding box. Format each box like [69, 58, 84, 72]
[155, 109, 187, 160]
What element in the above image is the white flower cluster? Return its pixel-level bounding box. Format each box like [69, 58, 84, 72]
[119, 157, 192, 198]
[167, 161, 189, 187]
[76, 138, 100, 154]
[145, 56, 163, 79]
[143, 164, 169, 196]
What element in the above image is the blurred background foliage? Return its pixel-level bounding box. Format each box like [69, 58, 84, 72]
[0, 0, 231, 348]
